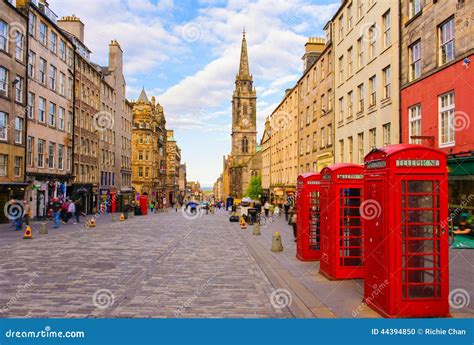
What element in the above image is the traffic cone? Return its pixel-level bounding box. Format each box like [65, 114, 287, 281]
[23, 225, 33, 239]
[240, 217, 247, 229]
[89, 217, 96, 227]
[253, 222, 261, 236]
[120, 213, 125, 221]
[271, 232, 283, 252]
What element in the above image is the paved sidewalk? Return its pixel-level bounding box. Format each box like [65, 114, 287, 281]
[234, 212, 474, 318]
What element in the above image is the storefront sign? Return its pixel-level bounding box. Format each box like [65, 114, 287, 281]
[396, 159, 440, 167]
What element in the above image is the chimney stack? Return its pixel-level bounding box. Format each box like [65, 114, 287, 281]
[302, 37, 325, 72]
[58, 15, 85, 43]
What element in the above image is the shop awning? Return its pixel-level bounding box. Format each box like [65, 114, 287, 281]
[448, 152, 474, 176]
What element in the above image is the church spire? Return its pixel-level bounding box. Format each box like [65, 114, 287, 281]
[238, 29, 250, 80]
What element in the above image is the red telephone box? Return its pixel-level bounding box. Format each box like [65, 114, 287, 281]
[296, 173, 322, 261]
[320, 164, 364, 280]
[363, 144, 449, 318]
[140, 195, 148, 215]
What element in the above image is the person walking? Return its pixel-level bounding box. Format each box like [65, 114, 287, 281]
[289, 207, 297, 242]
[150, 200, 155, 214]
[263, 201, 270, 217]
[284, 202, 290, 222]
[51, 198, 62, 229]
[23, 199, 31, 226]
[74, 200, 83, 224]
[66, 200, 76, 224]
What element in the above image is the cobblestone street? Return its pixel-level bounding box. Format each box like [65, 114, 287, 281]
[0, 210, 291, 318]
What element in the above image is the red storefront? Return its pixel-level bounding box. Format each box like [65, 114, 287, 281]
[296, 173, 322, 261]
[320, 164, 364, 280]
[401, 55, 474, 208]
[363, 144, 450, 318]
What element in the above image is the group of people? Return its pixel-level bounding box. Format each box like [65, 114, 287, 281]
[48, 198, 85, 229]
[261, 201, 298, 242]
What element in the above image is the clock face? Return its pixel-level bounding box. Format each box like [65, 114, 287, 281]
[241, 117, 250, 127]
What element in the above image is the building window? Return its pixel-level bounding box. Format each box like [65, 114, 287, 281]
[348, 136, 353, 163]
[409, 0, 421, 18]
[49, 102, 56, 126]
[58, 145, 64, 170]
[383, 65, 391, 99]
[15, 76, 24, 103]
[138, 167, 143, 177]
[369, 25, 376, 59]
[357, 0, 363, 19]
[313, 132, 318, 151]
[38, 139, 45, 168]
[0, 67, 8, 96]
[383, 123, 391, 146]
[439, 17, 454, 65]
[327, 124, 332, 146]
[306, 106, 311, 125]
[0, 155, 6, 177]
[338, 97, 344, 122]
[357, 132, 364, 164]
[38, 97, 46, 122]
[66, 147, 71, 171]
[321, 94, 326, 113]
[48, 143, 55, 169]
[320, 58, 325, 80]
[357, 37, 363, 68]
[327, 89, 332, 111]
[27, 92, 35, 119]
[138, 151, 143, 160]
[49, 65, 56, 90]
[369, 128, 376, 150]
[29, 13, 36, 37]
[15, 32, 24, 61]
[0, 112, 7, 141]
[306, 135, 310, 153]
[28, 50, 36, 78]
[409, 40, 421, 81]
[383, 10, 391, 47]
[348, 91, 354, 118]
[338, 55, 344, 84]
[339, 140, 344, 162]
[39, 58, 46, 84]
[14, 156, 22, 177]
[347, 46, 353, 77]
[338, 15, 344, 41]
[49, 31, 57, 53]
[27, 136, 34, 166]
[59, 40, 66, 61]
[347, 3, 353, 30]
[0, 20, 7, 52]
[39, 22, 47, 46]
[14, 117, 23, 144]
[58, 107, 65, 130]
[321, 127, 326, 148]
[439, 91, 455, 147]
[357, 83, 364, 112]
[369, 75, 376, 106]
[242, 136, 249, 153]
[59, 72, 65, 96]
[67, 47, 73, 68]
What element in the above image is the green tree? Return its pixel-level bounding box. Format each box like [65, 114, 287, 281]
[246, 175, 263, 200]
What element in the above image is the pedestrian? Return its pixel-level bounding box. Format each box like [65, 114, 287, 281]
[22, 199, 31, 226]
[263, 201, 270, 217]
[150, 200, 155, 214]
[274, 205, 280, 217]
[51, 198, 62, 229]
[74, 200, 83, 224]
[60, 199, 69, 223]
[66, 200, 76, 224]
[289, 207, 297, 242]
[284, 202, 290, 222]
[14, 211, 23, 232]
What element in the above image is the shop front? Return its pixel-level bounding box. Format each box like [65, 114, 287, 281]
[0, 183, 28, 223]
[27, 177, 70, 220]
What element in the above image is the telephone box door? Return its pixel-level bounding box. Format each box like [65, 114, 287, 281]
[398, 176, 448, 314]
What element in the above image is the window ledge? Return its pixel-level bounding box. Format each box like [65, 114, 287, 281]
[404, 10, 423, 27]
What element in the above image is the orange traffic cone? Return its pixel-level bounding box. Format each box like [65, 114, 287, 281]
[120, 213, 125, 221]
[89, 217, 96, 227]
[23, 225, 33, 239]
[240, 217, 247, 229]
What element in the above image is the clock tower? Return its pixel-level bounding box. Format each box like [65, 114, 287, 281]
[231, 30, 257, 165]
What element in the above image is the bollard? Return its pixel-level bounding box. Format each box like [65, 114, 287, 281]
[253, 222, 261, 236]
[84, 220, 90, 228]
[39, 223, 48, 235]
[130, 211, 135, 218]
[271, 232, 283, 252]
[111, 214, 116, 222]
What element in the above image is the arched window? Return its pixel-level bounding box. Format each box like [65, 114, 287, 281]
[242, 136, 248, 153]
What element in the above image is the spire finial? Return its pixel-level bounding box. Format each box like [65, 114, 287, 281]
[243, 27, 246, 38]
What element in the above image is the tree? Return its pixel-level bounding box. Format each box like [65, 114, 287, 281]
[246, 175, 263, 200]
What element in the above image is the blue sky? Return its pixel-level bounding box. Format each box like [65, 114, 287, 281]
[51, 0, 339, 187]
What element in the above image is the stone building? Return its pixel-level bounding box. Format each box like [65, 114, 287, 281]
[178, 163, 186, 203]
[0, 0, 28, 222]
[58, 15, 100, 214]
[297, 36, 334, 175]
[260, 118, 271, 202]
[131, 89, 167, 205]
[165, 129, 181, 206]
[99, 40, 133, 211]
[18, 0, 75, 219]
[333, 0, 399, 164]
[399, 0, 474, 207]
[228, 32, 258, 198]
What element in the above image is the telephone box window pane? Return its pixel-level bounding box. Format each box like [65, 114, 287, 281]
[408, 240, 434, 253]
[339, 187, 363, 267]
[408, 195, 433, 208]
[309, 191, 321, 250]
[408, 285, 435, 298]
[405, 255, 435, 269]
[408, 180, 433, 193]
[408, 225, 434, 238]
[408, 210, 434, 223]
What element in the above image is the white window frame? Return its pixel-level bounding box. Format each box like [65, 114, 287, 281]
[438, 91, 455, 147]
[409, 40, 421, 81]
[0, 112, 7, 141]
[439, 17, 454, 65]
[409, 104, 422, 144]
[14, 117, 23, 144]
